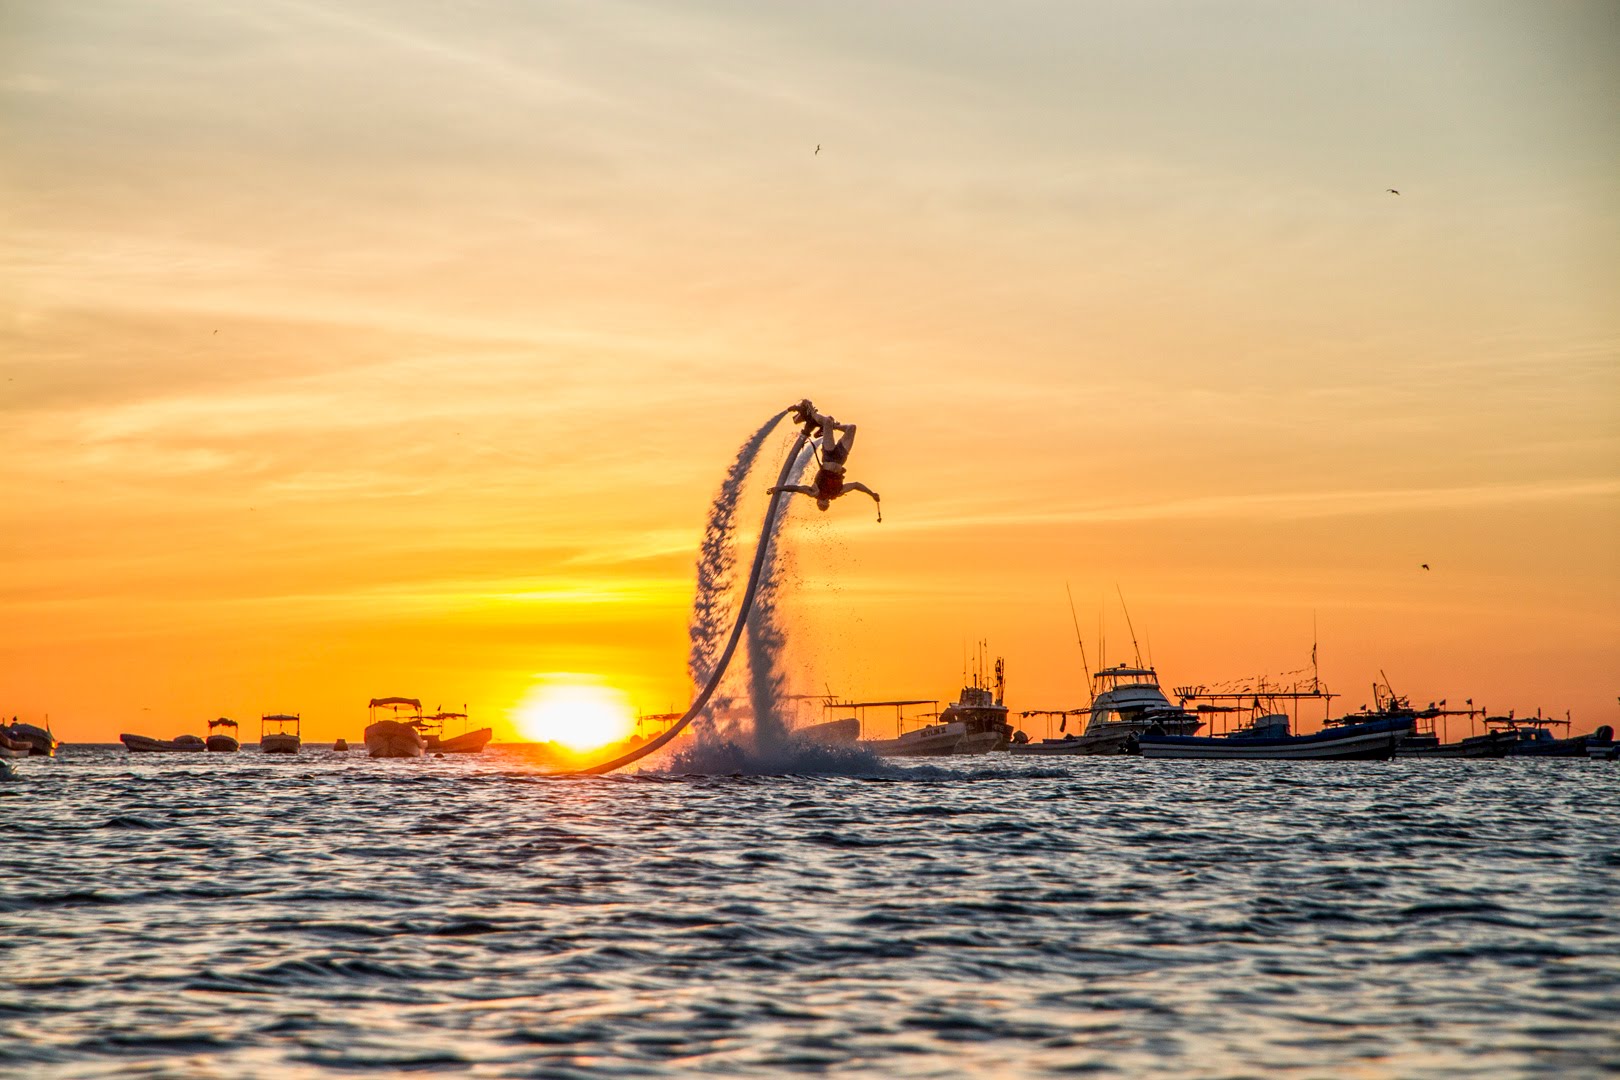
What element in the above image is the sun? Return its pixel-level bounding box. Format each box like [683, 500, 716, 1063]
[514, 676, 636, 751]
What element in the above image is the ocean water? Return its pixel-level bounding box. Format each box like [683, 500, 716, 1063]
[4, 746, 1618, 1078]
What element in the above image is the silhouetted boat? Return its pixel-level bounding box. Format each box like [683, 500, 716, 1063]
[797, 716, 860, 745]
[332, 738, 350, 752]
[260, 713, 301, 754]
[206, 717, 241, 752]
[1587, 727, 1617, 760]
[2, 720, 57, 757]
[415, 710, 492, 754]
[365, 697, 427, 758]
[1134, 713, 1412, 760]
[1491, 714, 1604, 757]
[121, 733, 206, 753]
[841, 651, 1012, 757]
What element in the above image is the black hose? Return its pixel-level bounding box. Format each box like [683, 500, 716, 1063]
[567, 422, 811, 776]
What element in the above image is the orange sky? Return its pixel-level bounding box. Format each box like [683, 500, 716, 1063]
[4, 2, 1617, 742]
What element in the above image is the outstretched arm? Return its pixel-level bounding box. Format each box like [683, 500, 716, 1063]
[841, 481, 882, 522]
[767, 484, 818, 497]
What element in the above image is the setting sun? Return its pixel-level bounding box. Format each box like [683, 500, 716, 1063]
[514, 676, 636, 750]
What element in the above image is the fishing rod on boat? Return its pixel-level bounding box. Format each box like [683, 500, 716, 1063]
[1116, 584, 1144, 668]
[1065, 581, 1094, 705]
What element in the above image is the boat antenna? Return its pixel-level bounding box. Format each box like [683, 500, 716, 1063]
[1065, 582, 1094, 704]
[1311, 611, 1320, 694]
[1116, 584, 1143, 667]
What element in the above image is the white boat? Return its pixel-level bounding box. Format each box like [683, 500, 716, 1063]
[206, 717, 241, 752]
[121, 732, 206, 752]
[1013, 664, 1202, 755]
[365, 697, 427, 758]
[260, 713, 301, 754]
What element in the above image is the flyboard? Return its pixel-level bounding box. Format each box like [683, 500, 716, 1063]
[567, 405, 822, 776]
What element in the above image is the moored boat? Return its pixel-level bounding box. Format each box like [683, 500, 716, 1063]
[1491, 714, 1598, 757]
[1587, 727, 1618, 760]
[797, 716, 860, 745]
[1013, 664, 1202, 756]
[121, 732, 207, 752]
[415, 710, 492, 754]
[2, 719, 58, 757]
[206, 717, 241, 752]
[365, 697, 427, 758]
[260, 713, 301, 754]
[332, 738, 350, 752]
[1134, 713, 1412, 760]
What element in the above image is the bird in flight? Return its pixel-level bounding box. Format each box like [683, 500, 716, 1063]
[1420, 563, 1430, 570]
[815, 144, 820, 155]
[1386, 188, 1400, 195]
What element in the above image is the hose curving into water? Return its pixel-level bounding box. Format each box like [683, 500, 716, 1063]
[567, 419, 812, 776]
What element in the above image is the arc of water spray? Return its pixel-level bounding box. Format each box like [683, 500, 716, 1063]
[569, 413, 812, 775]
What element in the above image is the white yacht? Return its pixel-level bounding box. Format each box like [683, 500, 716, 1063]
[1011, 664, 1201, 755]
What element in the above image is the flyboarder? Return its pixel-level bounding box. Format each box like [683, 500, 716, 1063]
[771, 399, 881, 521]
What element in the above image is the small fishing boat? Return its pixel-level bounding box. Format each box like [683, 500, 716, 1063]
[365, 697, 427, 758]
[415, 710, 492, 754]
[2, 720, 57, 757]
[1134, 713, 1413, 760]
[837, 652, 1012, 758]
[206, 717, 241, 752]
[332, 738, 350, 752]
[260, 713, 301, 754]
[121, 733, 207, 752]
[1491, 714, 1598, 757]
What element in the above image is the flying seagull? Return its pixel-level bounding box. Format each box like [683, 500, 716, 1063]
[815, 144, 820, 155]
[1421, 563, 1430, 570]
[1386, 188, 1400, 195]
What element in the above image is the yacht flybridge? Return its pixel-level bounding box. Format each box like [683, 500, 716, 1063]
[1013, 664, 1201, 755]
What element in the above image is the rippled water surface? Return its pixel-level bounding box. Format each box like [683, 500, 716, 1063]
[5, 747, 1618, 1078]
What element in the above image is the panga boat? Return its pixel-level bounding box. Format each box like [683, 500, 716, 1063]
[206, 717, 241, 752]
[1013, 664, 1201, 756]
[260, 713, 301, 754]
[2, 719, 57, 757]
[365, 697, 427, 758]
[121, 733, 207, 753]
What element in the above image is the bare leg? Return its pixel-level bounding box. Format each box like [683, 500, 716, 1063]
[767, 484, 818, 497]
[842, 481, 881, 522]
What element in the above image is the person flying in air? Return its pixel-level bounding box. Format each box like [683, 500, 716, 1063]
[771, 401, 881, 521]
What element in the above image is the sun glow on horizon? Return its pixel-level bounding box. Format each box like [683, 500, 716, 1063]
[514, 675, 636, 750]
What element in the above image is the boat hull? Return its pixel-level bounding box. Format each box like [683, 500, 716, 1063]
[332, 738, 350, 752]
[426, 728, 493, 754]
[797, 717, 860, 745]
[1587, 741, 1619, 761]
[3, 723, 57, 756]
[121, 733, 206, 753]
[1397, 732, 1515, 758]
[206, 735, 241, 752]
[1137, 718, 1411, 761]
[365, 720, 426, 758]
[260, 733, 301, 754]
